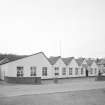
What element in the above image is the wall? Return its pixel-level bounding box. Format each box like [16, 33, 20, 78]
[88, 62, 99, 76]
[4, 77, 41, 84]
[52, 58, 67, 78]
[67, 59, 86, 77]
[0, 54, 100, 81]
[1, 53, 53, 80]
[0, 64, 8, 80]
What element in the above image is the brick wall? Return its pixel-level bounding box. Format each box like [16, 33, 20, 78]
[4, 77, 41, 84]
[96, 76, 105, 81]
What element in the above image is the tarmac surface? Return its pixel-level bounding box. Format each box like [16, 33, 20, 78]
[0, 81, 105, 97]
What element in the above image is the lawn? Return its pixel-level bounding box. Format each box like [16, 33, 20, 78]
[0, 89, 105, 105]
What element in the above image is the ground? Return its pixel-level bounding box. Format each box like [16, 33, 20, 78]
[0, 89, 105, 105]
[0, 78, 105, 105]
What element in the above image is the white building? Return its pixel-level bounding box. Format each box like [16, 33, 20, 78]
[0, 52, 100, 83]
[48, 56, 67, 78]
[75, 58, 87, 77]
[97, 59, 105, 73]
[86, 59, 99, 76]
[0, 58, 9, 80]
[63, 57, 86, 77]
[0, 52, 53, 80]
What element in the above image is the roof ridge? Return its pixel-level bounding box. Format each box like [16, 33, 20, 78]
[0, 52, 45, 65]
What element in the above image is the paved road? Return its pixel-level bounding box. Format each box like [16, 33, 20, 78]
[0, 81, 105, 97]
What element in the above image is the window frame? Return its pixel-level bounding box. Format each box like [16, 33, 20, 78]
[75, 68, 78, 75]
[62, 67, 66, 75]
[90, 68, 93, 74]
[69, 68, 72, 75]
[30, 66, 36, 76]
[42, 67, 47, 76]
[17, 66, 24, 77]
[54, 67, 59, 76]
[81, 68, 84, 75]
[94, 68, 97, 74]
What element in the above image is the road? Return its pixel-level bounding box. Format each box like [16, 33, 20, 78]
[0, 81, 105, 97]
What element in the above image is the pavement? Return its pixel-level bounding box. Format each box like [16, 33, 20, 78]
[0, 81, 105, 97]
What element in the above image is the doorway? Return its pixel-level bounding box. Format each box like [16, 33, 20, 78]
[86, 69, 88, 77]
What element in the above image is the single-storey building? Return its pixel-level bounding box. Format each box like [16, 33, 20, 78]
[63, 57, 86, 77]
[97, 59, 105, 73]
[0, 58, 9, 80]
[0, 52, 100, 84]
[48, 56, 67, 78]
[0, 52, 53, 83]
[75, 58, 87, 77]
[86, 59, 99, 76]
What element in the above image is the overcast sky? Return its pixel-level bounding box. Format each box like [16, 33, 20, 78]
[0, 0, 105, 58]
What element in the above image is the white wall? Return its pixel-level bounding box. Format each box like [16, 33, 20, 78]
[52, 58, 67, 78]
[1, 53, 53, 80]
[0, 53, 100, 81]
[0, 64, 8, 80]
[79, 66, 86, 77]
[88, 62, 99, 76]
[67, 59, 86, 77]
[98, 64, 105, 73]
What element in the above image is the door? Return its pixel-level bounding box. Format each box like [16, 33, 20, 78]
[86, 69, 88, 77]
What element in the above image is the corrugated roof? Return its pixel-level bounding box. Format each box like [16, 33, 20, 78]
[48, 56, 61, 65]
[62, 57, 74, 65]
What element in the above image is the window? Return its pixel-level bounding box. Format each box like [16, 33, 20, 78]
[69, 68, 72, 75]
[30, 66, 36, 76]
[90, 68, 93, 74]
[17, 66, 24, 77]
[81, 68, 84, 75]
[42, 67, 47, 76]
[95, 68, 97, 74]
[75, 68, 78, 75]
[54, 67, 59, 75]
[62, 67, 66, 75]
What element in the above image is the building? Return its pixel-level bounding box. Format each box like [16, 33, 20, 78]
[49, 56, 67, 78]
[0, 58, 9, 80]
[97, 59, 105, 73]
[0, 52, 100, 84]
[75, 58, 87, 77]
[86, 59, 99, 76]
[0, 52, 53, 83]
[63, 57, 86, 77]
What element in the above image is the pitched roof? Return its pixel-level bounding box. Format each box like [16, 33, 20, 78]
[75, 58, 84, 66]
[98, 59, 105, 65]
[82, 64, 88, 68]
[0, 58, 9, 65]
[0, 52, 49, 65]
[86, 59, 94, 66]
[62, 57, 74, 65]
[48, 56, 61, 65]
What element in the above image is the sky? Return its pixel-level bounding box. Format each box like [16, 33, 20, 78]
[0, 0, 105, 58]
